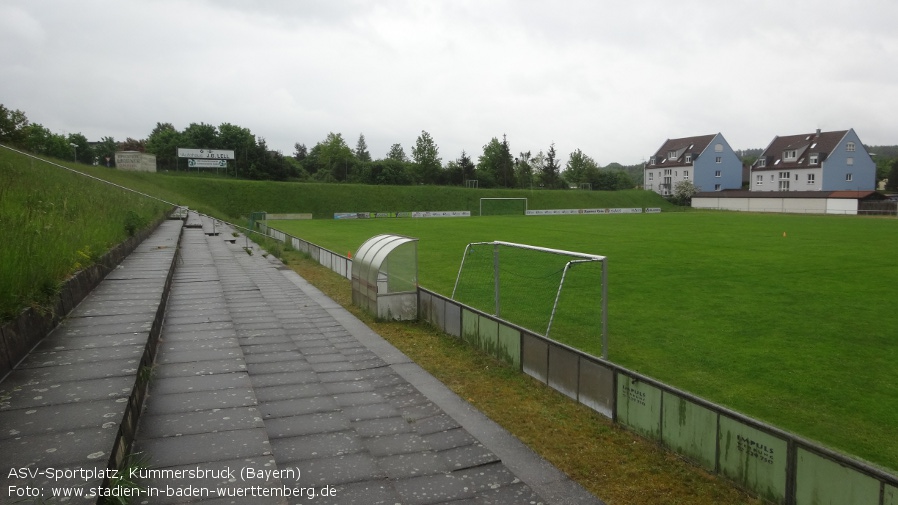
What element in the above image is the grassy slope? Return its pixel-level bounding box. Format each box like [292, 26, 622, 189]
[67, 168, 674, 220]
[0, 149, 170, 320]
[273, 213, 898, 472]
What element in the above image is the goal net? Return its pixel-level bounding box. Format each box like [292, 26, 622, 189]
[480, 198, 527, 216]
[451, 241, 607, 358]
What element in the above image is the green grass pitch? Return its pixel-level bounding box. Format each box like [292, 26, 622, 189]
[274, 212, 898, 472]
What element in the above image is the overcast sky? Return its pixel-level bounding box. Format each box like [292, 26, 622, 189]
[2, 0, 896, 166]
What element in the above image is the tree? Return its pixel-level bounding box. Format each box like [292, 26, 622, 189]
[119, 137, 146, 152]
[514, 151, 539, 189]
[672, 180, 700, 205]
[411, 130, 442, 184]
[181, 122, 217, 149]
[67, 133, 93, 164]
[0, 104, 29, 147]
[368, 159, 412, 185]
[446, 150, 476, 186]
[564, 149, 599, 185]
[95, 136, 118, 167]
[293, 143, 308, 162]
[146, 122, 181, 170]
[476, 138, 502, 187]
[218, 122, 255, 176]
[355, 134, 371, 162]
[386, 143, 408, 163]
[309, 132, 354, 181]
[540, 142, 562, 188]
[886, 159, 898, 191]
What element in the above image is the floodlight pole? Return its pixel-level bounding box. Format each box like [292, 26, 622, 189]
[70, 143, 77, 163]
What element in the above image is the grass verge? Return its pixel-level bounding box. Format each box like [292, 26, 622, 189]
[281, 249, 762, 505]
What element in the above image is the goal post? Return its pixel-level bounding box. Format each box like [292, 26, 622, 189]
[479, 197, 528, 216]
[451, 240, 608, 359]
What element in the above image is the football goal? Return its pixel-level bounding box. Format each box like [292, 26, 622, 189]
[451, 241, 607, 358]
[480, 197, 527, 216]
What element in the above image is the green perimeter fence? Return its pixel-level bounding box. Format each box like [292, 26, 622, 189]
[260, 223, 898, 505]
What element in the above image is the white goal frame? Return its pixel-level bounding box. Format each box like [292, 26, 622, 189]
[479, 197, 528, 216]
[451, 240, 608, 359]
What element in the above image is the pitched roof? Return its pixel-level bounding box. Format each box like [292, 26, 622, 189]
[648, 134, 717, 168]
[753, 130, 849, 171]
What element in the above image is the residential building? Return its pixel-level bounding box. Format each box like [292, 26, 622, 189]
[644, 133, 741, 196]
[750, 129, 875, 192]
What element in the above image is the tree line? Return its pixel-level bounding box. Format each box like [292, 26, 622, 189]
[41, 103, 898, 190]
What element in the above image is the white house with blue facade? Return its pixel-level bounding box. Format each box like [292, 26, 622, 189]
[749, 129, 875, 191]
[644, 133, 742, 196]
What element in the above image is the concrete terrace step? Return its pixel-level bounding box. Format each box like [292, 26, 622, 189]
[131, 215, 601, 505]
[0, 211, 600, 504]
[0, 218, 183, 502]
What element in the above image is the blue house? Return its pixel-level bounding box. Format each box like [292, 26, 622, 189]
[644, 133, 742, 196]
[749, 129, 875, 192]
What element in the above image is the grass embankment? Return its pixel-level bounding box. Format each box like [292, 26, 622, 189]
[278, 246, 762, 505]
[273, 214, 898, 473]
[65, 167, 675, 221]
[0, 149, 169, 322]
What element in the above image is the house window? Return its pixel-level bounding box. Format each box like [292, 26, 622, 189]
[795, 174, 799, 181]
[846, 173, 853, 181]
[650, 157, 656, 165]
[758, 158, 766, 167]
[715, 143, 723, 152]
[684, 170, 689, 180]
[770, 174, 774, 181]
[668, 151, 677, 160]
[685, 154, 692, 163]
[846, 142, 855, 152]
[810, 154, 818, 165]
[778, 172, 790, 179]
[779, 180, 790, 191]
[715, 170, 721, 177]
[783, 150, 797, 161]
[807, 174, 815, 183]
[715, 156, 722, 163]
[664, 169, 672, 176]
[648, 172, 654, 181]
[714, 184, 721, 190]
[847, 157, 854, 166]
[756, 175, 763, 185]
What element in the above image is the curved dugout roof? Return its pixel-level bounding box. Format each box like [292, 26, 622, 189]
[353, 234, 418, 295]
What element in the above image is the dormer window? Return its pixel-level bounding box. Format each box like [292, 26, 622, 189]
[668, 151, 677, 160]
[846, 142, 855, 152]
[783, 150, 797, 161]
[685, 154, 692, 163]
[809, 154, 818, 165]
[758, 158, 766, 168]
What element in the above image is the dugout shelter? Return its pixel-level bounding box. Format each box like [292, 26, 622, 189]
[351, 234, 419, 320]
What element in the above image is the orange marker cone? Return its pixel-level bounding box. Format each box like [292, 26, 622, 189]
[348, 251, 352, 259]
